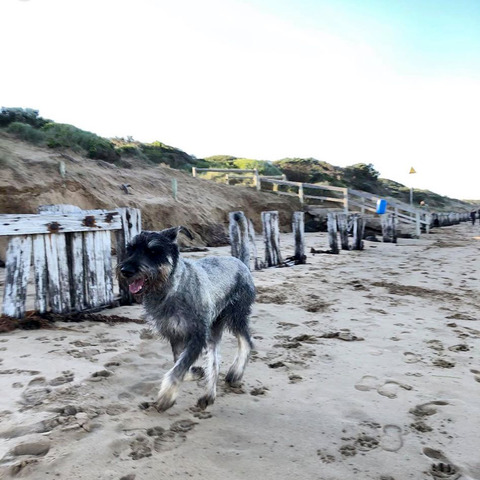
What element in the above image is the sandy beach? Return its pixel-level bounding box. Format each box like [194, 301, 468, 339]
[1, 222, 479, 480]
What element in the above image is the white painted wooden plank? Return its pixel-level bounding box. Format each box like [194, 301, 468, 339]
[69, 232, 85, 311]
[33, 234, 48, 313]
[102, 231, 114, 305]
[44, 234, 62, 313]
[93, 232, 107, 307]
[83, 232, 98, 308]
[0, 211, 121, 236]
[56, 234, 71, 312]
[2, 236, 32, 318]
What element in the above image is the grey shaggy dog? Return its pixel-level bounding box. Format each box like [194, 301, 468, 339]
[118, 226, 255, 412]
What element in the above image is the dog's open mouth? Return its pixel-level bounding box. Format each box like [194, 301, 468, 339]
[128, 278, 146, 294]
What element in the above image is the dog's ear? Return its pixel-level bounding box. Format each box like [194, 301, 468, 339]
[160, 226, 194, 243]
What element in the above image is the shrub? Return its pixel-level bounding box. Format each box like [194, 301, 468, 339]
[7, 122, 46, 144]
[0, 107, 49, 128]
[140, 142, 195, 170]
[42, 123, 119, 163]
[233, 158, 283, 176]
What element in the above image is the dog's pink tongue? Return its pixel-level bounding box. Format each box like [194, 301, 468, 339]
[129, 278, 144, 294]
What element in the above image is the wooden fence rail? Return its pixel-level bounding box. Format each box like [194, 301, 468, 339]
[1, 205, 141, 318]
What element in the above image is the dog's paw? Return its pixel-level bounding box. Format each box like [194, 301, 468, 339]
[225, 371, 243, 387]
[196, 395, 215, 410]
[154, 396, 176, 412]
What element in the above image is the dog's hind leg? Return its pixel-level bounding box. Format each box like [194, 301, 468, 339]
[197, 339, 220, 409]
[197, 320, 224, 409]
[225, 330, 253, 387]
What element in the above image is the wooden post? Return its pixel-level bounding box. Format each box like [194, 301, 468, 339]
[292, 212, 306, 264]
[262, 211, 283, 267]
[381, 213, 397, 243]
[298, 184, 305, 206]
[116, 207, 142, 304]
[248, 219, 261, 270]
[2, 235, 32, 318]
[172, 178, 178, 200]
[342, 188, 349, 213]
[415, 212, 421, 238]
[425, 213, 431, 234]
[336, 213, 350, 250]
[327, 212, 339, 254]
[351, 214, 365, 250]
[192, 167, 197, 178]
[225, 174, 230, 185]
[254, 169, 261, 191]
[229, 211, 250, 269]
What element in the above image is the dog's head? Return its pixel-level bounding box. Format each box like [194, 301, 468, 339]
[117, 226, 193, 296]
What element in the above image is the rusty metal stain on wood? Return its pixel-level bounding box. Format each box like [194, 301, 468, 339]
[47, 221, 62, 233]
[82, 215, 97, 228]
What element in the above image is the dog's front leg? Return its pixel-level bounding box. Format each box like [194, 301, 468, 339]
[155, 334, 204, 412]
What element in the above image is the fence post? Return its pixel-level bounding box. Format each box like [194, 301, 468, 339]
[248, 219, 261, 270]
[352, 214, 365, 250]
[116, 207, 142, 304]
[327, 212, 339, 254]
[343, 188, 349, 213]
[336, 213, 350, 250]
[254, 169, 261, 191]
[229, 211, 250, 269]
[381, 213, 397, 243]
[262, 211, 283, 267]
[192, 167, 197, 178]
[298, 184, 305, 205]
[292, 211, 306, 264]
[415, 212, 421, 238]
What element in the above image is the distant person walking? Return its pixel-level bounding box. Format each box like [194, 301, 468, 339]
[470, 210, 476, 225]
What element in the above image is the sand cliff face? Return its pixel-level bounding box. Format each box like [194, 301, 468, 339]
[0, 134, 300, 249]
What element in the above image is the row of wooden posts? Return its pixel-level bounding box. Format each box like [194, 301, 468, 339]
[228, 210, 375, 271]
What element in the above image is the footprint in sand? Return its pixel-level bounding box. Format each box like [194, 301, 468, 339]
[49, 371, 74, 386]
[432, 358, 456, 369]
[146, 419, 197, 453]
[380, 425, 403, 452]
[430, 463, 461, 480]
[355, 376, 412, 398]
[129, 435, 152, 460]
[447, 344, 470, 352]
[409, 401, 449, 417]
[316, 449, 336, 463]
[377, 381, 412, 399]
[403, 352, 422, 363]
[423, 450, 461, 480]
[354, 375, 379, 392]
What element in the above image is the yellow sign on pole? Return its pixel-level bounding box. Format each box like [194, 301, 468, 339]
[409, 167, 416, 174]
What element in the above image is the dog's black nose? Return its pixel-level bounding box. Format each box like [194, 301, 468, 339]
[120, 265, 135, 278]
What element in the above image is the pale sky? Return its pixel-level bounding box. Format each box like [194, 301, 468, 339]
[2, 0, 480, 199]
